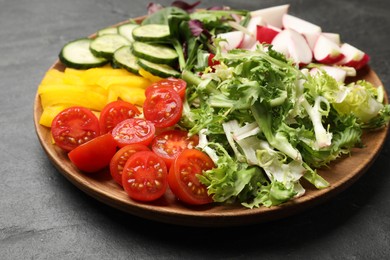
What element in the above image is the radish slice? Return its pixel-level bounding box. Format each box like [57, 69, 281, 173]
[288, 29, 313, 65]
[282, 14, 322, 34]
[256, 25, 281, 44]
[272, 29, 313, 65]
[305, 32, 321, 50]
[322, 32, 341, 45]
[337, 43, 370, 70]
[240, 16, 265, 49]
[250, 4, 289, 28]
[217, 31, 245, 51]
[306, 32, 341, 53]
[271, 29, 291, 57]
[283, 13, 322, 51]
[313, 35, 344, 64]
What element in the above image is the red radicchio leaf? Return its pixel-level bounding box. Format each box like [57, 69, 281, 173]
[171, 1, 201, 12]
[188, 19, 204, 37]
[188, 19, 212, 39]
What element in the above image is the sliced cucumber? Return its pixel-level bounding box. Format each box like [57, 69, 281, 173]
[90, 34, 131, 59]
[59, 38, 108, 69]
[132, 41, 178, 65]
[138, 59, 180, 78]
[113, 45, 140, 74]
[118, 23, 139, 42]
[97, 27, 118, 36]
[132, 24, 171, 42]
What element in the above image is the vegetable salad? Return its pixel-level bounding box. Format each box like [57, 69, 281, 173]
[40, 1, 390, 208]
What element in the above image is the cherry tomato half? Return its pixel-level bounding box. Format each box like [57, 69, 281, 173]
[145, 78, 187, 100]
[109, 144, 150, 186]
[68, 133, 117, 173]
[99, 100, 140, 134]
[122, 151, 168, 202]
[151, 130, 199, 168]
[111, 118, 155, 147]
[168, 149, 214, 205]
[143, 88, 183, 128]
[51, 106, 100, 151]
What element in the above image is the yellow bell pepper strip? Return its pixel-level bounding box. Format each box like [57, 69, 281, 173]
[108, 84, 146, 106]
[96, 75, 151, 89]
[39, 105, 68, 127]
[38, 65, 153, 127]
[40, 88, 107, 111]
[38, 83, 108, 97]
[40, 69, 66, 85]
[80, 66, 132, 85]
[138, 68, 164, 83]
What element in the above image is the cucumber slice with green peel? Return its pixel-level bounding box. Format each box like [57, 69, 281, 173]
[97, 27, 118, 36]
[138, 59, 180, 78]
[59, 38, 108, 69]
[90, 34, 131, 59]
[118, 23, 139, 42]
[113, 45, 140, 74]
[132, 41, 178, 65]
[132, 24, 171, 42]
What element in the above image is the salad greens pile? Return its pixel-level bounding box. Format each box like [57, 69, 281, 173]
[143, 2, 390, 208]
[182, 46, 389, 208]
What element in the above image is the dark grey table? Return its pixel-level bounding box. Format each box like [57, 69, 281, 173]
[1, 0, 389, 259]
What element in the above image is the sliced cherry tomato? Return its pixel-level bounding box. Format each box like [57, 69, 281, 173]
[68, 133, 117, 173]
[145, 78, 187, 100]
[122, 151, 168, 202]
[111, 118, 155, 147]
[151, 130, 199, 168]
[143, 88, 183, 128]
[99, 100, 140, 134]
[168, 149, 214, 205]
[109, 144, 150, 186]
[51, 106, 100, 151]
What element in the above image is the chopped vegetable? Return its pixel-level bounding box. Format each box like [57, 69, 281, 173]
[38, 66, 151, 126]
[110, 144, 150, 186]
[68, 133, 117, 173]
[122, 151, 168, 201]
[51, 106, 101, 152]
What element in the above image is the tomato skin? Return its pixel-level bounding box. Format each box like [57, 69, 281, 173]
[99, 100, 140, 134]
[51, 106, 100, 151]
[68, 133, 117, 173]
[145, 78, 187, 100]
[151, 130, 199, 168]
[111, 118, 156, 147]
[143, 88, 183, 128]
[109, 144, 150, 186]
[122, 151, 168, 202]
[168, 149, 214, 205]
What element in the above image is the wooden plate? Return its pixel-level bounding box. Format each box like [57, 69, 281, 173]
[34, 57, 388, 227]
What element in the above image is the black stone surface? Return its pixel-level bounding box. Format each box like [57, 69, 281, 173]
[1, 0, 389, 259]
